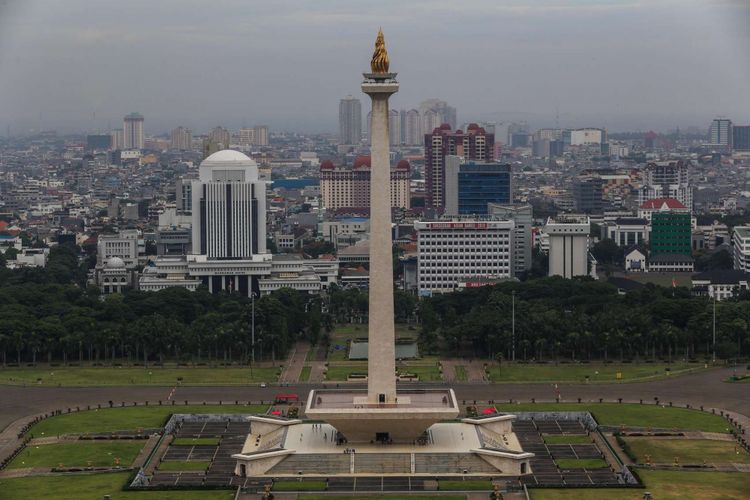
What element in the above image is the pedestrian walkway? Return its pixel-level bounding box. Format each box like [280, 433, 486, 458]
[279, 342, 309, 384]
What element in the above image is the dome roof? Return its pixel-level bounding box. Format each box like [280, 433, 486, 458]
[105, 257, 126, 269]
[203, 149, 256, 164]
[353, 156, 371, 169]
[396, 159, 410, 170]
[320, 160, 335, 170]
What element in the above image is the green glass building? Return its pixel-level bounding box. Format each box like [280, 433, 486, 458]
[650, 211, 692, 256]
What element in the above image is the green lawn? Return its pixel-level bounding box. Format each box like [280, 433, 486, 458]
[0, 366, 280, 386]
[301, 496, 465, 500]
[27, 404, 269, 437]
[487, 362, 707, 383]
[273, 480, 327, 491]
[530, 470, 750, 499]
[554, 458, 609, 469]
[0, 472, 235, 500]
[325, 363, 368, 380]
[158, 460, 210, 471]
[397, 363, 442, 381]
[495, 403, 730, 433]
[438, 480, 493, 491]
[171, 437, 220, 446]
[300, 366, 312, 382]
[543, 435, 592, 445]
[8, 441, 145, 469]
[624, 437, 750, 464]
[455, 365, 468, 381]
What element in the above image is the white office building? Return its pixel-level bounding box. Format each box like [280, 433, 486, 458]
[487, 203, 533, 277]
[544, 215, 591, 279]
[733, 226, 750, 272]
[415, 219, 514, 295]
[123, 113, 144, 150]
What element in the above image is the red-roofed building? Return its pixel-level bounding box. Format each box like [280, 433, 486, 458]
[638, 197, 689, 222]
[320, 158, 410, 211]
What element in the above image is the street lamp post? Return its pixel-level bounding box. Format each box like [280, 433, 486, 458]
[251, 291, 256, 367]
[512, 290, 516, 362]
[712, 291, 716, 364]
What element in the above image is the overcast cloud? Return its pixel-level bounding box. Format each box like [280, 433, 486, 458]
[0, 0, 748, 135]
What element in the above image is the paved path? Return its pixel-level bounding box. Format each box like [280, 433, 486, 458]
[440, 360, 459, 382]
[279, 342, 309, 384]
[1, 367, 748, 465]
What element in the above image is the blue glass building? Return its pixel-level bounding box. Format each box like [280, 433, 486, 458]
[455, 162, 512, 215]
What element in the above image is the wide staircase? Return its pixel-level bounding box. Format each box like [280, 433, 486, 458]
[268, 453, 351, 474]
[414, 453, 497, 473]
[353, 453, 410, 473]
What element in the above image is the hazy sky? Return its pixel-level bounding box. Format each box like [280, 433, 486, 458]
[1, 0, 749, 135]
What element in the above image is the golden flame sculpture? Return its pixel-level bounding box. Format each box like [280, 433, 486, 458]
[370, 28, 389, 74]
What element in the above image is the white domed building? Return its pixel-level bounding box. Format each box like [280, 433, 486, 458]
[98, 256, 133, 294]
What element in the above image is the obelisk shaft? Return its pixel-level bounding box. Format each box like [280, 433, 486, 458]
[362, 75, 398, 404]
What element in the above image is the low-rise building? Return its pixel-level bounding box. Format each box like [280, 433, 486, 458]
[648, 253, 694, 273]
[625, 248, 646, 272]
[692, 270, 750, 301]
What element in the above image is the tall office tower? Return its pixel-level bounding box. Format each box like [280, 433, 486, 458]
[419, 99, 456, 129]
[319, 157, 410, 210]
[443, 155, 512, 215]
[733, 125, 750, 152]
[488, 203, 533, 277]
[389, 109, 401, 146]
[404, 109, 421, 145]
[189, 150, 268, 295]
[123, 113, 144, 149]
[506, 122, 528, 147]
[651, 211, 692, 256]
[638, 160, 693, 211]
[170, 126, 192, 150]
[415, 219, 514, 295]
[111, 129, 125, 150]
[572, 176, 605, 213]
[424, 124, 494, 210]
[421, 108, 441, 137]
[733, 226, 750, 272]
[399, 109, 407, 145]
[238, 128, 255, 146]
[709, 118, 732, 147]
[339, 95, 362, 145]
[253, 125, 269, 146]
[545, 215, 591, 279]
[208, 126, 231, 148]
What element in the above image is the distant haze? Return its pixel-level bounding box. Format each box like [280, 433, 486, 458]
[0, 0, 749, 135]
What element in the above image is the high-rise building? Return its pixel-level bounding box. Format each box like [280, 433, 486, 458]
[709, 118, 732, 147]
[572, 176, 605, 213]
[388, 109, 401, 146]
[404, 109, 422, 145]
[733, 226, 750, 272]
[319, 157, 410, 211]
[488, 203, 533, 277]
[650, 211, 692, 257]
[419, 99, 456, 129]
[443, 156, 511, 216]
[545, 215, 591, 279]
[424, 124, 494, 209]
[86, 134, 112, 151]
[123, 113, 144, 150]
[638, 160, 693, 211]
[170, 127, 192, 150]
[733, 125, 750, 152]
[415, 219, 513, 295]
[239, 125, 269, 146]
[110, 129, 125, 150]
[208, 126, 231, 148]
[339, 95, 362, 145]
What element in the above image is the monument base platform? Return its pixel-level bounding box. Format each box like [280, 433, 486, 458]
[304, 388, 459, 443]
[232, 414, 534, 477]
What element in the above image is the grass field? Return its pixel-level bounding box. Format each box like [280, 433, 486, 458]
[624, 437, 750, 464]
[8, 441, 145, 469]
[487, 362, 707, 383]
[530, 470, 750, 499]
[397, 363, 442, 381]
[455, 365, 468, 381]
[171, 437, 220, 446]
[0, 366, 280, 386]
[273, 480, 327, 491]
[27, 404, 269, 437]
[438, 480, 493, 491]
[158, 460, 210, 471]
[0, 472, 235, 500]
[554, 458, 609, 469]
[494, 403, 730, 433]
[300, 366, 312, 382]
[543, 435, 592, 445]
[325, 362, 368, 380]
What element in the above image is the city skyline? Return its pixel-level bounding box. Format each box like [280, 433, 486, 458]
[1, 0, 749, 135]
